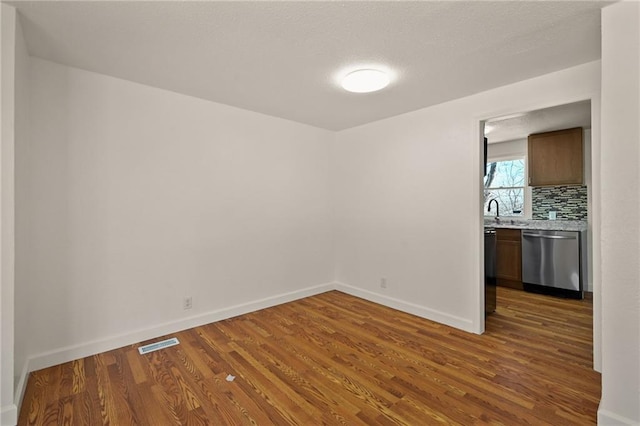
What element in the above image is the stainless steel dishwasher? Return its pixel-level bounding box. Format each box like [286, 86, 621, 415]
[521, 229, 587, 299]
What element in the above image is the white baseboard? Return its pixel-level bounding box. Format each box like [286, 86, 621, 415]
[334, 282, 475, 333]
[598, 409, 639, 425]
[1, 404, 17, 426]
[15, 282, 334, 411]
[17, 280, 475, 375]
[13, 361, 30, 420]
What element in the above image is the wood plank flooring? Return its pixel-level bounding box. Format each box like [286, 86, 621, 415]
[19, 287, 600, 425]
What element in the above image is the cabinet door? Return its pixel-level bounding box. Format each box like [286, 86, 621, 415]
[496, 240, 522, 281]
[496, 229, 522, 289]
[528, 127, 583, 186]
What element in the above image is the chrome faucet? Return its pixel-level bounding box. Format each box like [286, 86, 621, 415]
[488, 199, 500, 220]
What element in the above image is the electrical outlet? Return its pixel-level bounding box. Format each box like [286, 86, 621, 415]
[380, 278, 387, 289]
[183, 296, 193, 310]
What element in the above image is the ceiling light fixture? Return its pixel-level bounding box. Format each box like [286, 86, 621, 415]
[341, 69, 390, 93]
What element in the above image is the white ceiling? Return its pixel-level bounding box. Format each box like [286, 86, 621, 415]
[10, 1, 611, 131]
[485, 100, 592, 144]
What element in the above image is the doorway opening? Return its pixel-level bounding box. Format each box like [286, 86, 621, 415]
[479, 100, 599, 372]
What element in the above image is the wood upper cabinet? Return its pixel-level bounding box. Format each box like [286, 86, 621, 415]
[496, 228, 522, 289]
[528, 127, 583, 186]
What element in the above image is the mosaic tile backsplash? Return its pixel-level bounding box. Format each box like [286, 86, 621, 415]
[532, 185, 588, 220]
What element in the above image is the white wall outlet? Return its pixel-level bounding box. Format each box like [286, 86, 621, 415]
[548, 211, 557, 220]
[380, 278, 387, 289]
[183, 296, 193, 310]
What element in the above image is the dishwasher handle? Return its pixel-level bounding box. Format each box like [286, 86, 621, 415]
[522, 232, 576, 240]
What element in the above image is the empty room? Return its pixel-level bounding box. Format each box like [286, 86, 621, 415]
[1, 1, 639, 425]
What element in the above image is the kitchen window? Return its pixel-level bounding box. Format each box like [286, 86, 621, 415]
[484, 158, 525, 217]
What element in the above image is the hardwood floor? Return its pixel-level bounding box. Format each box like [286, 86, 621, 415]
[19, 287, 600, 425]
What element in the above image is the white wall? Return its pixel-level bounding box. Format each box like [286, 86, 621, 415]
[599, 2, 640, 424]
[16, 58, 334, 378]
[0, 4, 18, 425]
[12, 10, 30, 412]
[487, 138, 527, 161]
[333, 61, 600, 336]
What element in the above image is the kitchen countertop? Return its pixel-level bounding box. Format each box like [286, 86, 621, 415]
[484, 217, 587, 232]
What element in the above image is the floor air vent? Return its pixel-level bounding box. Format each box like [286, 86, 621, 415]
[138, 337, 180, 355]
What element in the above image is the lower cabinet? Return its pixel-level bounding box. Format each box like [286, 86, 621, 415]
[496, 228, 523, 290]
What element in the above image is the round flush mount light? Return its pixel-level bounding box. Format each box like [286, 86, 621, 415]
[341, 69, 390, 93]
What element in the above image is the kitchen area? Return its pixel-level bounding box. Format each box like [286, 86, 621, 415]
[483, 101, 592, 314]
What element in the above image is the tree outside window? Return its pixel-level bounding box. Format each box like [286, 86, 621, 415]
[484, 159, 525, 217]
